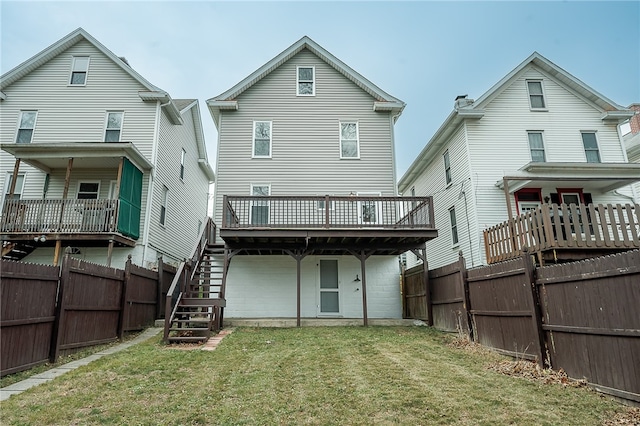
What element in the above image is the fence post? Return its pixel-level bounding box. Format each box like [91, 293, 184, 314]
[118, 255, 132, 339]
[458, 251, 474, 342]
[156, 256, 164, 319]
[423, 255, 433, 326]
[522, 247, 547, 368]
[50, 251, 71, 363]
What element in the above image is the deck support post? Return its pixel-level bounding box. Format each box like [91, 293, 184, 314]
[106, 239, 114, 267]
[285, 249, 307, 327]
[349, 249, 373, 326]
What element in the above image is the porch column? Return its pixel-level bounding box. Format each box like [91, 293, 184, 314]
[54, 158, 74, 266]
[8, 159, 21, 197]
[503, 177, 518, 257]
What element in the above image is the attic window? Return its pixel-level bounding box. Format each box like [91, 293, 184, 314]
[526, 80, 546, 109]
[70, 56, 90, 85]
[297, 66, 315, 96]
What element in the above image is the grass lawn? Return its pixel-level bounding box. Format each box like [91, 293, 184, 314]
[0, 326, 630, 425]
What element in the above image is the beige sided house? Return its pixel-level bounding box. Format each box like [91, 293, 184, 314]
[206, 36, 437, 324]
[398, 52, 640, 269]
[0, 28, 214, 268]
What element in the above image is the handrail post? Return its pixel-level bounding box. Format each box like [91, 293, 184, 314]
[222, 195, 228, 228]
[324, 195, 330, 228]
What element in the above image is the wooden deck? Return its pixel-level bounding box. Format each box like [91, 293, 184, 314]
[484, 203, 640, 264]
[220, 195, 438, 255]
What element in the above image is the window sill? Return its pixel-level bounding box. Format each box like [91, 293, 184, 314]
[445, 182, 453, 189]
[529, 108, 548, 112]
[451, 244, 460, 250]
[251, 156, 272, 159]
[340, 157, 361, 160]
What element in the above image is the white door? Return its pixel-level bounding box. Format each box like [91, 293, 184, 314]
[250, 184, 270, 225]
[357, 192, 382, 225]
[319, 259, 339, 315]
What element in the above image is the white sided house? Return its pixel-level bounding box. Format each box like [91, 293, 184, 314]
[0, 28, 214, 268]
[206, 36, 437, 324]
[398, 52, 640, 269]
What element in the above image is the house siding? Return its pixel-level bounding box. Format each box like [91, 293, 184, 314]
[224, 255, 402, 319]
[467, 66, 632, 259]
[148, 105, 211, 263]
[213, 49, 396, 225]
[404, 123, 481, 269]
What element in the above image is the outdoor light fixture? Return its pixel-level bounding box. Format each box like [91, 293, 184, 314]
[34, 235, 47, 242]
[354, 274, 361, 282]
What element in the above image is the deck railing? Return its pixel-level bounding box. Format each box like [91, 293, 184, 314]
[484, 203, 640, 264]
[222, 195, 435, 229]
[1, 199, 118, 234]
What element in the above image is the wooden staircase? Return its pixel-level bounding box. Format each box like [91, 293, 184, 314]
[2, 241, 37, 261]
[164, 220, 228, 344]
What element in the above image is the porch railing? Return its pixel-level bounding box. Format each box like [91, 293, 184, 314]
[1, 199, 118, 234]
[484, 203, 640, 264]
[222, 195, 435, 229]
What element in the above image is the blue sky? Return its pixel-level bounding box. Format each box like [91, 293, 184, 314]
[2, 1, 639, 179]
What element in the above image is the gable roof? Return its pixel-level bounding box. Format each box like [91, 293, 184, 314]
[398, 52, 635, 193]
[206, 36, 405, 127]
[0, 27, 183, 124]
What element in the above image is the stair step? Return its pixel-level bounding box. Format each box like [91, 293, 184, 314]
[167, 336, 209, 342]
[169, 327, 209, 332]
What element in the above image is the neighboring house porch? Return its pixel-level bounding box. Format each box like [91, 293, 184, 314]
[485, 162, 640, 264]
[1, 142, 150, 265]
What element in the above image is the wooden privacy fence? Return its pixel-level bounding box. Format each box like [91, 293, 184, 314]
[1, 254, 176, 377]
[402, 249, 640, 403]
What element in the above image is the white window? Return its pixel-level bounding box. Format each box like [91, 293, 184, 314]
[297, 66, 315, 96]
[443, 150, 452, 185]
[70, 56, 90, 85]
[560, 192, 581, 206]
[180, 149, 186, 179]
[340, 122, 359, 158]
[105, 112, 123, 142]
[253, 121, 272, 158]
[581, 132, 601, 163]
[526, 81, 546, 109]
[250, 184, 270, 225]
[317, 198, 335, 211]
[4, 173, 25, 201]
[77, 182, 100, 199]
[160, 185, 169, 226]
[16, 111, 37, 144]
[449, 206, 459, 246]
[528, 132, 546, 162]
[357, 192, 382, 225]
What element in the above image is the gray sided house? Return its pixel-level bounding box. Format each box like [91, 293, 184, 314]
[0, 28, 214, 268]
[207, 36, 437, 323]
[399, 52, 640, 270]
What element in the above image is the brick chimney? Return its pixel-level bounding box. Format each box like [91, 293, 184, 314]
[628, 103, 640, 135]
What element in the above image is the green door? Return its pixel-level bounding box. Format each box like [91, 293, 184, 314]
[117, 158, 142, 239]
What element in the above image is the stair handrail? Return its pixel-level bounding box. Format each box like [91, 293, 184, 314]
[163, 216, 217, 342]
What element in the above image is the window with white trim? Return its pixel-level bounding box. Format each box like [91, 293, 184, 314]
[70, 56, 90, 85]
[253, 121, 272, 158]
[526, 80, 546, 109]
[16, 111, 37, 144]
[180, 149, 186, 179]
[77, 182, 100, 199]
[4, 173, 25, 201]
[340, 122, 359, 158]
[443, 150, 452, 185]
[581, 132, 601, 163]
[449, 206, 459, 246]
[297, 66, 315, 96]
[528, 132, 546, 162]
[105, 112, 123, 142]
[160, 185, 169, 226]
